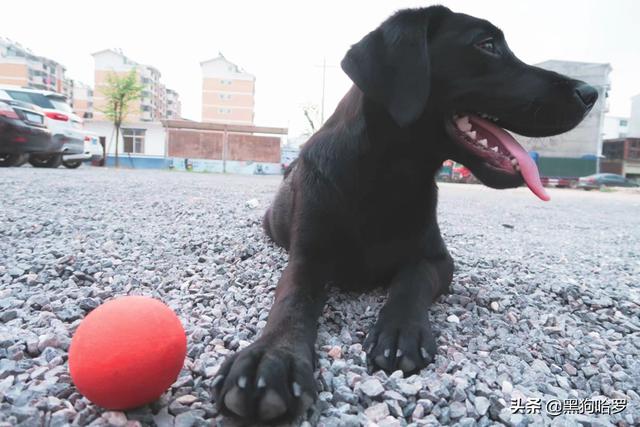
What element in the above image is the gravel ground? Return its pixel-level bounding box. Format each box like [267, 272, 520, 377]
[0, 166, 639, 427]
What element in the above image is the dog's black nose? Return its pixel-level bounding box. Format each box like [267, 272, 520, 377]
[575, 83, 598, 109]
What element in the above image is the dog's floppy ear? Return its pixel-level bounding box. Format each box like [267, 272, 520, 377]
[341, 11, 434, 127]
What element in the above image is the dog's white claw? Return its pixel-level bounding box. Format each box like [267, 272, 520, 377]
[292, 382, 302, 397]
[237, 376, 248, 389]
[465, 131, 477, 140]
[384, 348, 391, 358]
[396, 349, 403, 357]
[478, 139, 488, 147]
[257, 376, 266, 388]
[491, 146, 499, 152]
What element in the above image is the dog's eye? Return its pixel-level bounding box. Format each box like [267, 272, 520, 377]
[476, 38, 496, 54]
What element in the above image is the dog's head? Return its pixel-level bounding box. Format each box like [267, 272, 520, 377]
[341, 6, 598, 201]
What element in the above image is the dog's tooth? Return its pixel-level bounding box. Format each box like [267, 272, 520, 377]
[515, 164, 521, 171]
[491, 146, 499, 152]
[456, 116, 473, 132]
[511, 158, 518, 165]
[465, 131, 477, 139]
[478, 139, 488, 147]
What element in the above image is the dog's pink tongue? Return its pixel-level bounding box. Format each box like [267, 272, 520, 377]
[468, 115, 550, 201]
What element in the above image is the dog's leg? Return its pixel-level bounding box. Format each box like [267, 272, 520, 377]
[365, 252, 453, 374]
[214, 260, 327, 422]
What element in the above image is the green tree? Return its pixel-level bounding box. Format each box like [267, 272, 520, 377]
[102, 70, 143, 167]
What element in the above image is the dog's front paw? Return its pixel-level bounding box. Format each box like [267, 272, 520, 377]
[364, 309, 436, 374]
[213, 337, 316, 423]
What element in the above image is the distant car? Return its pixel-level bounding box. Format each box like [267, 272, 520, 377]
[0, 98, 52, 167]
[61, 131, 104, 168]
[577, 173, 639, 190]
[0, 85, 84, 168]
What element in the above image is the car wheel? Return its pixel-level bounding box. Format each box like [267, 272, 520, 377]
[62, 159, 82, 169]
[0, 153, 25, 167]
[29, 154, 63, 168]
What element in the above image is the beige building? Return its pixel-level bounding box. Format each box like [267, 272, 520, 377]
[0, 37, 68, 94]
[166, 88, 181, 119]
[201, 53, 255, 124]
[92, 49, 181, 122]
[69, 80, 94, 119]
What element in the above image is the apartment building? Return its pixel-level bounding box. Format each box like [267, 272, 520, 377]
[92, 49, 181, 122]
[68, 80, 94, 119]
[201, 53, 255, 124]
[0, 37, 67, 94]
[165, 88, 181, 119]
[515, 60, 611, 159]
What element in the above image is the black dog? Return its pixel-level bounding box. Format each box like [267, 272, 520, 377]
[214, 5, 597, 423]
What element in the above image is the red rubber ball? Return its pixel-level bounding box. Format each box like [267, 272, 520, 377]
[69, 296, 187, 410]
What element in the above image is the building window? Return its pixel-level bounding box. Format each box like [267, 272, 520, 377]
[122, 128, 145, 153]
[218, 93, 232, 100]
[218, 108, 232, 114]
[619, 119, 628, 127]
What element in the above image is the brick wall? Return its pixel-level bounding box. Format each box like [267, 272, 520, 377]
[167, 129, 279, 163]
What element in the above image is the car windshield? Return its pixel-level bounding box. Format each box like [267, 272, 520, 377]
[5, 90, 55, 109]
[47, 96, 73, 113]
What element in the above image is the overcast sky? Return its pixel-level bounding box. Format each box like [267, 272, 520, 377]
[4, 0, 639, 135]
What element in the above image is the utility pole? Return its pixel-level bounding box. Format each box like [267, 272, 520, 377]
[321, 57, 326, 124]
[314, 58, 338, 126]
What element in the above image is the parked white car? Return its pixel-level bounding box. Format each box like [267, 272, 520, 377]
[61, 131, 104, 168]
[0, 85, 84, 168]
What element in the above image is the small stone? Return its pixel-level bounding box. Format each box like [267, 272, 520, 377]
[152, 408, 174, 427]
[175, 412, 201, 427]
[102, 411, 128, 426]
[0, 310, 18, 323]
[328, 346, 342, 359]
[563, 363, 577, 376]
[378, 416, 402, 427]
[490, 301, 500, 311]
[364, 402, 389, 422]
[245, 198, 260, 208]
[501, 381, 513, 395]
[447, 314, 460, 324]
[531, 359, 551, 374]
[449, 401, 466, 419]
[583, 365, 598, 378]
[383, 390, 407, 403]
[175, 394, 198, 405]
[412, 404, 425, 420]
[474, 396, 490, 416]
[398, 381, 421, 396]
[359, 378, 384, 398]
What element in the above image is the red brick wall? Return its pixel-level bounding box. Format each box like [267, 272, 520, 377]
[599, 161, 623, 174]
[228, 134, 280, 162]
[167, 130, 223, 159]
[167, 129, 280, 162]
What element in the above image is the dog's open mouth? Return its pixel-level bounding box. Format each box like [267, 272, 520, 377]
[446, 114, 550, 201]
